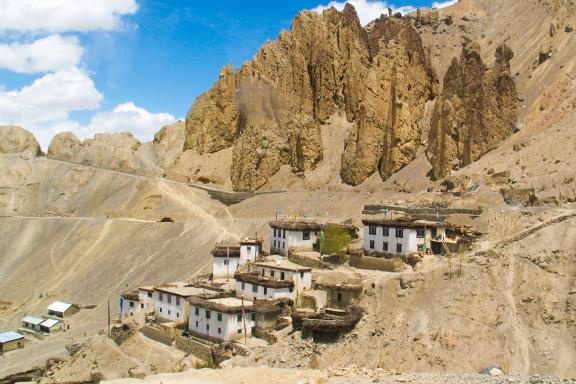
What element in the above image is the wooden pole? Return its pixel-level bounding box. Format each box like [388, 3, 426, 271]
[107, 298, 111, 338]
[241, 298, 247, 345]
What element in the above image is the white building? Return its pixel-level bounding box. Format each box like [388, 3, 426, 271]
[362, 218, 448, 255]
[22, 316, 44, 332]
[138, 286, 155, 313]
[39, 319, 61, 333]
[121, 291, 140, 318]
[188, 295, 255, 342]
[153, 285, 218, 323]
[270, 221, 322, 255]
[47, 301, 79, 318]
[211, 245, 241, 280]
[235, 257, 312, 301]
[240, 237, 262, 264]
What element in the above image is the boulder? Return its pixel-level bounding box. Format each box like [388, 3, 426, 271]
[0, 125, 41, 156]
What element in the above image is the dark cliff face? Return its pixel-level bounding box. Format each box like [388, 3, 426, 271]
[426, 41, 518, 180]
[184, 4, 438, 191]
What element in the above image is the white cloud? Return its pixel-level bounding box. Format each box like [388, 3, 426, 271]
[84, 102, 177, 142]
[0, 0, 138, 33]
[432, 0, 457, 8]
[0, 35, 83, 74]
[0, 67, 103, 148]
[311, 0, 416, 26]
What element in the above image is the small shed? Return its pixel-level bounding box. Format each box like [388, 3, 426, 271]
[40, 319, 61, 333]
[47, 301, 79, 318]
[22, 315, 44, 332]
[0, 332, 25, 354]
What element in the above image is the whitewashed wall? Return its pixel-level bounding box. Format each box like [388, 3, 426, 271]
[138, 290, 155, 312]
[212, 257, 239, 279]
[271, 228, 319, 255]
[188, 305, 255, 341]
[240, 244, 259, 264]
[363, 225, 448, 255]
[153, 291, 189, 322]
[235, 280, 296, 301]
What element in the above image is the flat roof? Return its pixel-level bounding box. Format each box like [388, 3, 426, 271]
[22, 316, 44, 325]
[256, 258, 312, 272]
[47, 301, 74, 313]
[207, 297, 253, 307]
[41, 319, 60, 328]
[240, 237, 263, 245]
[362, 218, 448, 229]
[154, 286, 216, 298]
[138, 286, 154, 292]
[0, 331, 24, 343]
[269, 220, 322, 231]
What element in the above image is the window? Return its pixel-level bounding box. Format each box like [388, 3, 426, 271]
[252, 284, 258, 293]
[160, 308, 162, 313]
[282, 242, 285, 249]
[303, 231, 310, 240]
[206, 324, 209, 331]
[432, 228, 438, 238]
[224, 259, 228, 265]
[247, 246, 252, 251]
[383, 227, 389, 236]
[264, 287, 268, 295]
[396, 229, 404, 238]
[337, 292, 342, 302]
[237, 314, 242, 321]
[177, 313, 179, 318]
[206, 310, 211, 319]
[273, 228, 277, 237]
[261, 269, 265, 276]
[218, 327, 221, 334]
[217, 313, 222, 322]
[273, 240, 276, 247]
[368, 226, 376, 235]
[241, 282, 245, 290]
[383, 242, 388, 251]
[147, 292, 152, 298]
[141, 303, 144, 309]
[167, 294, 172, 304]
[282, 230, 286, 239]
[159, 293, 163, 301]
[129, 301, 134, 308]
[416, 228, 425, 238]
[237, 329, 242, 334]
[369, 240, 375, 249]
[168, 310, 171, 315]
[195, 321, 198, 327]
[280, 272, 285, 280]
[289, 287, 293, 293]
[176, 297, 180, 306]
[251, 313, 256, 321]
[270, 270, 274, 277]
[396, 243, 403, 253]
[195, 307, 199, 316]
[300, 272, 304, 278]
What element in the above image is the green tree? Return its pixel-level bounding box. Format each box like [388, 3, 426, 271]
[320, 224, 352, 257]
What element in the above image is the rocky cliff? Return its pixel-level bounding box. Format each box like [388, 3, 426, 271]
[426, 41, 518, 179]
[0, 125, 41, 156]
[184, 5, 438, 191]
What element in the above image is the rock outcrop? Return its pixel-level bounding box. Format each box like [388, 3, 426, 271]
[48, 132, 162, 176]
[426, 41, 518, 180]
[0, 125, 41, 156]
[184, 5, 437, 190]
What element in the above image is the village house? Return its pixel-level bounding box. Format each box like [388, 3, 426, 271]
[121, 291, 141, 318]
[39, 319, 61, 333]
[0, 332, 25, 354]
[188, 293, 256, 342]
[211, 244, 241, 280]
[47, 301, 79, 318]
[21, 315, 44, 332]
[239, 237, 262, 264]
[153, 284, 217, 323]
[138, 286, 155, 313]
[362, 217, 449, 256]
[269, 220, 322, 255]
[235, 257, 312, 301]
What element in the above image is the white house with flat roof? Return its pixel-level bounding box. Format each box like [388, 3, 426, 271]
[121, 291, 140, 318]
[39, 319, 61, 333]
[22, 316, 44, 332]
[362, 218, 448, 255]
[269, 221, 322, 255]
[47, 301, 79, 318]
[0, 332, 25, 354]
[188, 294, 255, 342]
[138, 286, 155, 313]
[240, 237, 262, 264]
[211, 244, 241, 280]
[235, 257, 312, 301]
[153, 285, 217, 323]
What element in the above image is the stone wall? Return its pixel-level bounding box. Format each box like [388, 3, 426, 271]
[350, 254, 402, 272]
[174, 335, 214, 362]
[140, 325, 175, 345]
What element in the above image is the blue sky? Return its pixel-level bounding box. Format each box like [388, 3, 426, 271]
[0, 0, 454, 149]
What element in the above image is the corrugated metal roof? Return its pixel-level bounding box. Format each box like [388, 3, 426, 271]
[22, 315, 44, 325]
[47, 301, 72, 313]
[0, 331, 24, 343]
[41, 319, 60, 328]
